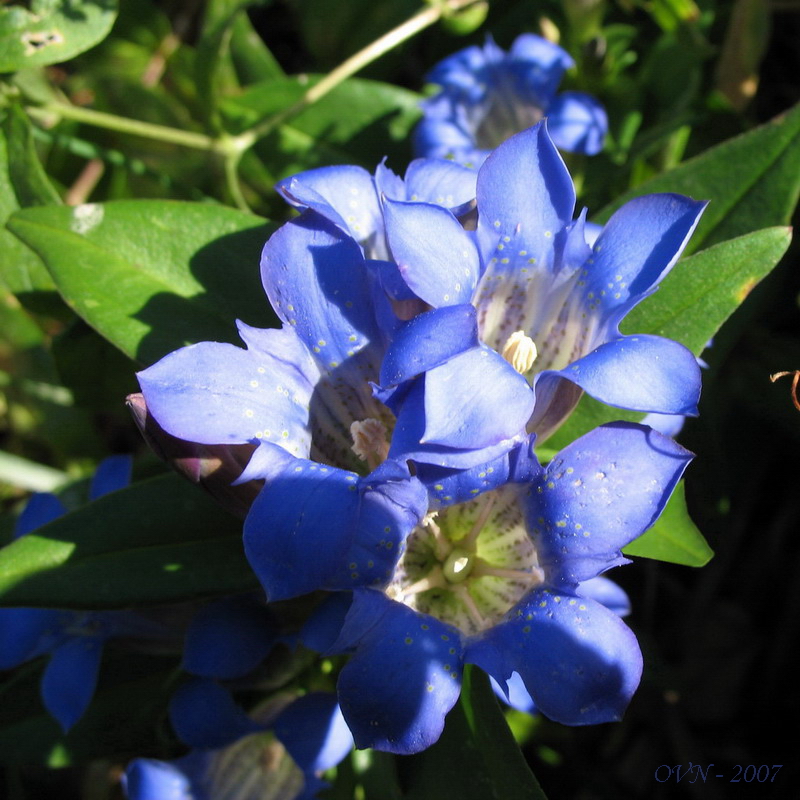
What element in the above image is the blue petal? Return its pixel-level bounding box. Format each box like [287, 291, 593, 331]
[89, 454, 132, 500]
[275, 165, 381, 247]
[490, 671, 537, 715]
[41, 636, 104, 730]
[243, 461, 361, 601]
[467, 587, 642, 724]
[402, 158, 478, 210]
[422, 347, 534, 449]
[547, 91, 608, 155]
[326, 460, 428, 590]
[123, 758, 199, 800]
[332, 589, 463, 754]
[528, 422, 693, 586]
[244, 460, 426, 600]
[384, 198, 480, 307]
[554, 333, 702, 415]
[14, 492, 67, 537]
[380, 305, 479, 387]
[300, 593, 353, 653]
[578, 576, 631, 617]
[169, 677, 259, 749]
[0, 607, 66, 668]
[641, 411, 686, 438]
[476, 123, 575, 270]
[388, 379, 526, 469]
[582, 193, 707, 314]
[273, 693, 353, 774]
[182, 597, 278, 680]
[261, 210, 382, 375]
[508, 33, 574, 100]
[137, 324, 316, 456]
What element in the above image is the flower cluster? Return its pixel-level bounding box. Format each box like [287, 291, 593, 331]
[414, 34, 608, 166]
[137, 119, 702, 755]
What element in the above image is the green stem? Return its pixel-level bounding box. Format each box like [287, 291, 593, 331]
[25, 103, 219, 152]
[233, 0, 482, 150]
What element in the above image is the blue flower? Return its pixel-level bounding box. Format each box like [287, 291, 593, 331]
[414, 34, 608, 166]
[295, 422, 692, 754]
[122, 692, 353, 800]
[270, 124, 704, 452]
[0, 456, 153, 731]
[379, 123, 706, 446]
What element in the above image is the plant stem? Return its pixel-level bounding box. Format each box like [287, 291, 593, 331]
[234, 0, 479, 150]
[25, 104, 219, 152]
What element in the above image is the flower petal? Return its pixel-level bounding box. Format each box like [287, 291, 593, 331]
[244, 460, 426, 600]
[422, 347, 534, 449]
[332, 590, 463, 754]
[476, 123, 575, 271]
[468, 587, 642, 725]
[89, 454, 132, 500]
[547, 91, 608, 155]
[402, 158, 478, 210]
[528, 422, 693, 585]
[182, 597, 278, 680]
[41, 636, 104, 731]
[122, 758, 197, 800]
[380, 304, 479, 387]
[137, 324, 316, 456]
[14, 492, 67, 538]
[553, 333, 702, 415]
[384, 198, 480, 307]
[578, 576, 631, 617]
[169, 677, 259, 749]
[243, 461, 361, 601]
[0, 607, 66, 668]
[275, 165, 382, 247]
[273, 693, 353, 774]
[261, 210, 382, 374]
[582, 193, 707, 315]
[388, 379, 525, 469]
[509, 33, 575, 99]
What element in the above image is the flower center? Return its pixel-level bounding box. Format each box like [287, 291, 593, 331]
[474, 89, 545, 151]
[386, 486, 543, 635]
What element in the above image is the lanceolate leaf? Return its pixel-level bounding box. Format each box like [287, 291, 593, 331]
[7, 200, 278, 365]
[596, 102, 800, 253]
[548, 226, 792, 450]
[0, 472, 259, 608]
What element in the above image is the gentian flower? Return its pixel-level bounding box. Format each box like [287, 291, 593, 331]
[122, 692, 353, 800]
[0, 456, 154, 731]
[286, 422, 692, 754]
[280, 123, 704, 452]
[414, 34, 608, 166]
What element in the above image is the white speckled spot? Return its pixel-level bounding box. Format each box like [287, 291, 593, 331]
[70, 204, 104, 234]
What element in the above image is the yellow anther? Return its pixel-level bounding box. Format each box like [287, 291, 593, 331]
[501, 331, 537, 374]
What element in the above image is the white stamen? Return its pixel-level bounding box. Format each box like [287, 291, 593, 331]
[350, 418, 390, 470]
[501, 330, 537, 374]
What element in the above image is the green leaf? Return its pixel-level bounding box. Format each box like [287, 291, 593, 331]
[0, 112, 56, 300]
[0, 471, 259, 608]
[596, 102, 800, 253]
[223, 75, 421, 176]
[547, 227, 792, 449]
[0, 0, 118, 72]
[1, 103, 61, 207]
[623, 481, 713, 566]
[404, 666, 547, 800]
[6, 199, 278, 364]
[621, 226, 792, 353]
